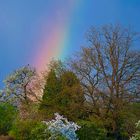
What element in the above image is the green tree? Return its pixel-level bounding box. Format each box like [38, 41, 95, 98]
[41, 61, 85, 121]
[40, 69, 61, 118]
[57, 71, 85, 121]
[42, 69, 61, 101]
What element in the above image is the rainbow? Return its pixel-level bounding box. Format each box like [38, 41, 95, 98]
[33, 0, 78, 72]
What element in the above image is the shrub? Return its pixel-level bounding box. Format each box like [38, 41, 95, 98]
[76, 120, 107, 140]
[30, 122, 51, 140]
[0, 103, 17, 135]
[9, 115, 69, 140]
[9, 119, 37, 140]
[9, 120, 53, 140]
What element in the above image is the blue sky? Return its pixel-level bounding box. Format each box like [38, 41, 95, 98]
[0, 0, 140, 88]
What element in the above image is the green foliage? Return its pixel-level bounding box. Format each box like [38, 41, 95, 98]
[130, 120, 140, 140]
[40, 69, 61, 118]
[9, 120, 51, 140]
[57, 71, 85, 121]
[42, 69, 61, 100]
[120, 103, 140, 138]
[9, 119, 37, 140]
[0, 103, 17, 135]
[77, 120, 107, 140]
[9, 119, 67, 140]
[130, 103, 140, 117]
[60, 71, 80, 87]
[30, 122, 51, 140]
[41, 68, 85, 121]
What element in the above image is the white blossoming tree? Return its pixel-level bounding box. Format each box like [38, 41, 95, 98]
[43, 113, 81, 140]
[3, 65, 37, 104]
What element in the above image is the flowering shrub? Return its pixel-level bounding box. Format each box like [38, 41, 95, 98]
[43, 113, 81, 140]
[130, 120, 140, 140]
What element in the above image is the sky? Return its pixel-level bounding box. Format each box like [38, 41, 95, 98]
[0, 0, 140, 88]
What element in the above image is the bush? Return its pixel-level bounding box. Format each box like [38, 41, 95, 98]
[9, 118, 68, 140]
[9, 119, 37, 140]
[76, 120, 107, 140]
[0, 103, 17, 135]
[30, 122, 51, 140]
[9, 120, 52, 140]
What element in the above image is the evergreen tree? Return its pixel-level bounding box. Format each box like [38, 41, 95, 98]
[41, 67, 85, 121]
[42, 69, 61, 101]
[57, 71, 85, 121]
[40, 69, 61, 118]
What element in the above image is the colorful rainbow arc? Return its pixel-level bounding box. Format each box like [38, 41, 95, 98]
[33, 1, 78, 72]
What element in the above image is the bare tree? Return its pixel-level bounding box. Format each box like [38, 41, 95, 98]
[70, 25, 140, 138]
